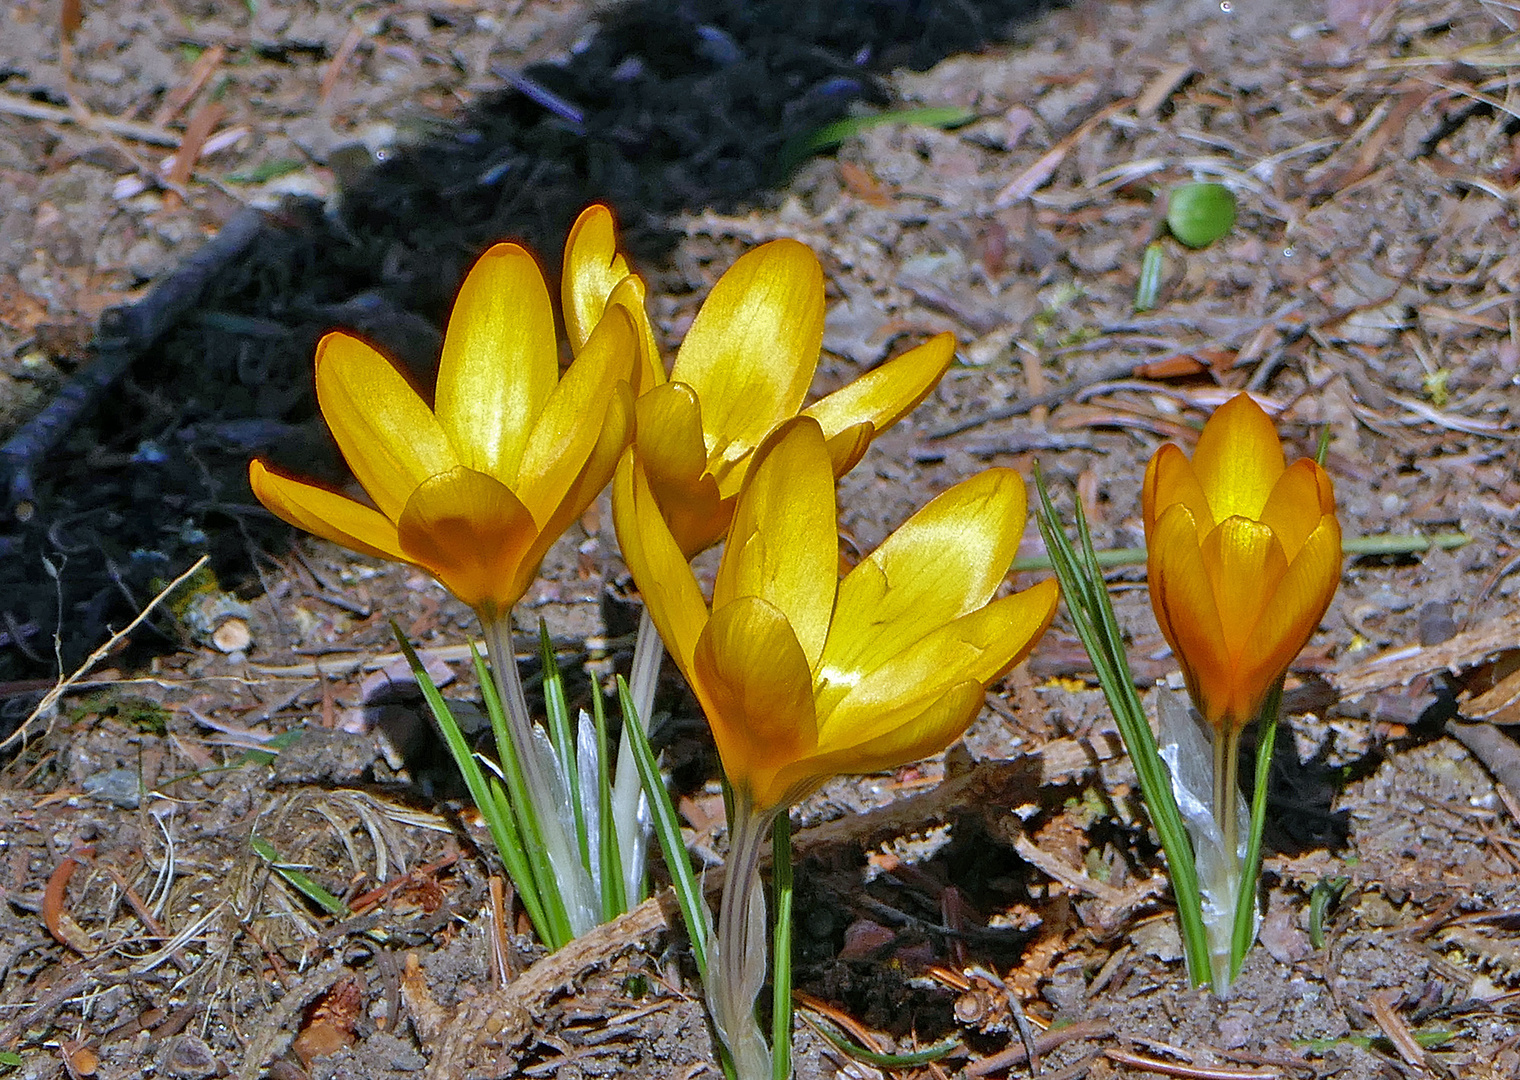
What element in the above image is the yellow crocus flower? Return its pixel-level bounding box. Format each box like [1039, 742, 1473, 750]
[615, 414, 1058, 812]
[1142, 393, 1341, 731]
[566, 204, 956, 558]
[250, 240, 636, 619]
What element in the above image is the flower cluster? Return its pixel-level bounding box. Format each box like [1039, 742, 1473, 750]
[250, 201, 1345, 1062]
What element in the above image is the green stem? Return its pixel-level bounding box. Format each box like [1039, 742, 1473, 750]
[771, 814, 794, 1080]
[1232, 681, 1282, 977]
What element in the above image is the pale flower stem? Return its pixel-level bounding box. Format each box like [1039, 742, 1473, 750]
[481, 613, 592, 929]
[711, 794, 777, 1080]
[611, 608, 663, 891]
[481, 615, 552, 804]
[1214, 723, 1241, 871]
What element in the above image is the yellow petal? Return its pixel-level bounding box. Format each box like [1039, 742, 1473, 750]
[1143, 443, 1214, 543]
[634, 381, 728, 556]
[803, 332, 954, 442]
[434, 243, 558, 483]
[515, 305, 636, 524]
[1259, 459, 1336, 561]
[1191, 393, 1285, 522]
[611, 453, 710, 674]
[1234, 513, 1341, 719]
[821, 468, 1028, 693]
[518, 379, 635, 592]
[314, 332, 455, 522]
[759, 680, 985, 811]
[713, 417, 837, 668]
[249, 460, 408, 563]
[671, 239, 824, 474]
[1199, 516, 1287, 662]
[821, 422, 874, 480]
[606, 275, 665, 394]
[693, 595, 818, 805]
[562, 204, 631, 354]
[819, 580, 1057, 742]
[1146, 503, 1232, 725]
[395, 466, 540, 617]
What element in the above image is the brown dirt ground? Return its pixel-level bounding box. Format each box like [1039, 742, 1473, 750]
[2, 0, 1520, 1078]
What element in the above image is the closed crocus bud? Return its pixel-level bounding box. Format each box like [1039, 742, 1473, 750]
[1142, 394, 1340, 731]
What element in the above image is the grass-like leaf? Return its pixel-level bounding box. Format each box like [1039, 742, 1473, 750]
[1032, 468, 1212, 985]
[250, 836, 351, 917]
[394, 622, 567, 948]
[771, 813, 794, 1080]
[616, 675, 711, 981]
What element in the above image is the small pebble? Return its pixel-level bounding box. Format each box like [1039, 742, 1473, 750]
[82, 768, 142, 809]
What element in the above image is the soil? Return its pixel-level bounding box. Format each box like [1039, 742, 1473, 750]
[1, 0, 1519, 1078]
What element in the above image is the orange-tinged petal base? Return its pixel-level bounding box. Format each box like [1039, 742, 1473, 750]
[396, 466, 540, 617]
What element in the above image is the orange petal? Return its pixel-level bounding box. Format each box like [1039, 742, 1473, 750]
[611, 453, 710, 674]
[822, 468, 1028, 692]
[395, 466, 540, 616]
[1146, 503, 1232, 725]
[713, 417, 837, 669]
[1190, 393, 1285, 522]
[249, 460, 408, 563]
[1199, 516, 1287, 663]
[1259, 459, 1336, 561]
[562, 204, 631, 354]
[1234, 513, 1341, 720]
[434, 243, 558, 483]
[672, 239, 824, 476]
[314, 332, 455, 522]
[803, 332, 954, 443]
[692, 595, 818, 807]
[1143, 443, 1214, 543]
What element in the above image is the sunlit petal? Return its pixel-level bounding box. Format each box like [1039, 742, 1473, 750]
[760, 681, 984, 812]
[1147, 503, 1232, 721]
[822, 468, 1027, 687]
[1259, 459, 1335, 561]
[611, 454, 710, 673]
[515, 306, 636, 523]
[606, 275, 665, 394]
[249, 460, 407, 563]
[314, 332, 454, 522]
[803, 332, 955, 442]
[713, 418, 837, 668]
[1190, 393, 1284, 521]
[821, 580, 1057, 734]
[519, 380, 635, 591]
[671, 239, 824, 469]
[434, 242, 558, 482]
[693, 596, 818, 794]
[395, 466, 539, 616]
[562, 204, 632, 354]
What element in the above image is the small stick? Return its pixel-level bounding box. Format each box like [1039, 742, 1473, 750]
[4, 555, 209, 748]
[1103, 1048, 1278, 1079]
[0, 89, 181, 146]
